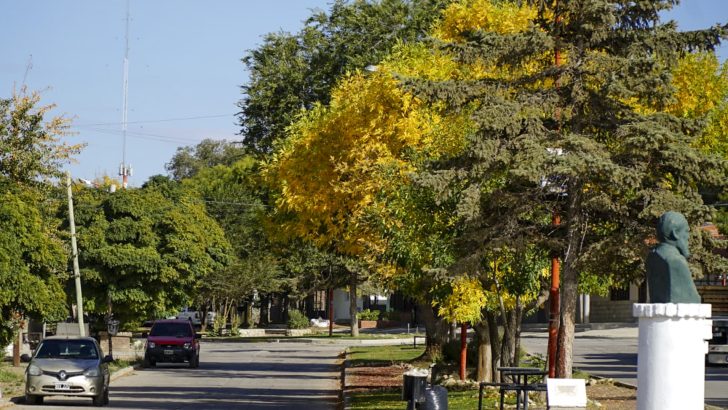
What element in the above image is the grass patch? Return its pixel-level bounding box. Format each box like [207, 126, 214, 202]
[204, 332, 425, 343]
[108, 358, 142, 373]
[348, 345, 426, 367]
[349, 388, 507, 410]
[0, 362, 26, 399]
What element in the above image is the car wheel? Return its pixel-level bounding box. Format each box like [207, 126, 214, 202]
[143, 355, 156, 368]
[92, 392, 106, 407]
[25, 394, 43, 405]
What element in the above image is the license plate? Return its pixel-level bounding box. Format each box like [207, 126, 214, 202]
[164, 349, 173, 355]
[54, 382, 70, 391]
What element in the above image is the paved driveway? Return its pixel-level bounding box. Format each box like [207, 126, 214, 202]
[12, 341, 343, 410]
[520, 327, 728, 408]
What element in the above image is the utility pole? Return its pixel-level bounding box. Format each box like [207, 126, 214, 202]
[67, 172, 86, 337]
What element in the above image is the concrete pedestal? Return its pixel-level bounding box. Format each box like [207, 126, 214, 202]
[633, 303, 712, 410]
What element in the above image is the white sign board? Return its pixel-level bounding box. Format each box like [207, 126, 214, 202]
[547, 378, 587, 408]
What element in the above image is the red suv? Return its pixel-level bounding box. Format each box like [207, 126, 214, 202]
[143, 319, 200, 368]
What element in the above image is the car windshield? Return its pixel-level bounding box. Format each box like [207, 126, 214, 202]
[35, 340, 99, 360]
[150, 322, 192, 337]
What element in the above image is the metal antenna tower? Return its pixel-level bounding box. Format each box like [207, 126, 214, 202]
[119, 0, 133, 187]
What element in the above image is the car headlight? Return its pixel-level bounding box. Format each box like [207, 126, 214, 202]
[183, 342, 192, 349]
[148, 341, 156, 349]
[27, 364, 42, 376]
[84, 367, 100, 377]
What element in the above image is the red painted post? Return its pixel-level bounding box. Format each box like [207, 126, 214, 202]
[460, 322, 467, 380]
[328, 288, 334, 337]
[548, 1, 563, 379]
[547, 214, 561, 378]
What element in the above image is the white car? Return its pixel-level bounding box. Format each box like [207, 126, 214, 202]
[176, 311, 202, 327]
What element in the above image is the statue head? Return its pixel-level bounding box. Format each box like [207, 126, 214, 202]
[656, 211, 690, 257]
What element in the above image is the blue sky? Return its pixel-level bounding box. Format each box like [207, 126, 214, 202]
[1, 0, 726, 185]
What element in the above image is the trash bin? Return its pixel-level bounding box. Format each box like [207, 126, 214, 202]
[403, 368, 429, 409]
[423, 385, 448, 410]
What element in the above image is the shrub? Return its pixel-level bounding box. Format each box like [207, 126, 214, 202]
[357, 309, 381, 321]
[442, 338, 478, 366]
[209, 313, 226, 337]
[287, 310, 310, 329]
[230, 313, 241, 330]
[380, 309, 401, 321]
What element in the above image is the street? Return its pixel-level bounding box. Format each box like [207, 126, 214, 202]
[521, 327, 728, 408]
[12, 341, 343, 410]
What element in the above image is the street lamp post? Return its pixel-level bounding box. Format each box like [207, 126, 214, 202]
[107, 318, 120, 358]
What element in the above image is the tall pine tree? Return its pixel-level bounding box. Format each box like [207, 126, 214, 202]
[408, 0, 727, 376]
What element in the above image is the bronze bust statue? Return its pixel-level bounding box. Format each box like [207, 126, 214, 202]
[646, 211, 701, 303]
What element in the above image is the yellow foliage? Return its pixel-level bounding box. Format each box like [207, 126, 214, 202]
[434, 0, 539, 42]
[665, 52, 728, 118]
[430, 0, 555, 87]
[266, 70, 469, 256]
[434, 277, 487, 323]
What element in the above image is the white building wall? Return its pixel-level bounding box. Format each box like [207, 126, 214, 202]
[332, 289, 363, 321]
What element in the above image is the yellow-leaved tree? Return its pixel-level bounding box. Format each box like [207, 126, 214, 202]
[265, 63, 469, 336]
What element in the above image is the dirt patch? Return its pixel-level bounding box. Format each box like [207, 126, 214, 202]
[586, 381, 637, 410]
[347, 364, 404, 390]
[346, 363, 637, 409]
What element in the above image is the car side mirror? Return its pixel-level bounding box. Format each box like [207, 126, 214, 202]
[141, 332, 148, 338]
[20, 354, 31, 363]
[194, 333, 201, 339]
[102, 355, 114, 363]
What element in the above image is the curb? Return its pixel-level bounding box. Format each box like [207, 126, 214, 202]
[110, 363, 142, 382]
[340, 349, 352, 410]
[271, 337, 421, 346]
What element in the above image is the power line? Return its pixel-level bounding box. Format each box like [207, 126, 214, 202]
[73, 114, 233, 127]
[82, 127, 209, 144]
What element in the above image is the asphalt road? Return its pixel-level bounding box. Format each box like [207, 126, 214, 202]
[12, 341, 343, 410]
[520, 327, 728, 409]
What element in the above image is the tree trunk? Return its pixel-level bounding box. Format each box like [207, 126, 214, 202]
[514, 298, 524, 367]
[349, 272, 359, 337]
[201, 303, 209, 332]
[13, 324, 21, 367]
[486, 312, 501, 382]
[418, 302, 448, 361]
[260, 294, 270, 327]
[475, 320, 493, 382]
[556, 263, 578, 377]
[282, 294, 290, 323]
[500, 309, 517, 368]
[556, 187, 583, 378]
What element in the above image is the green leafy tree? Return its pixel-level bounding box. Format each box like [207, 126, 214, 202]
[165, 138, 246, 181]
[71, 178, 231, 328]
[0, 88, 82, 350]
[182, 155, 283, 324]
[0, 181, 67, 348]
[238, 0, 449, 155]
